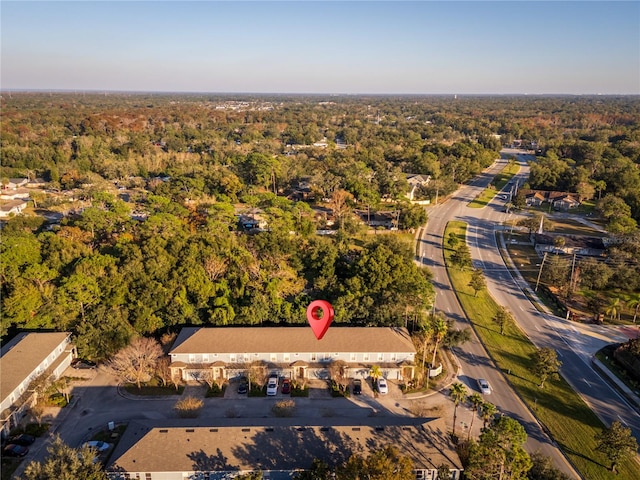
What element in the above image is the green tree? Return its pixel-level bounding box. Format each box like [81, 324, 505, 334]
[480, 401, 497, 429]
[20, 435, 107, 480]
[468, 268, 486, 297]
[594, 420, 638, 474]
[468, 392, 484, 441]
[466, 416, 532, 480]
[493, 306, 513, 335]
[605, 296, 623, 322]
[530, 347, 562, 389]
[527, 452, 570, 480]
[451, 243, 472, 270]
[338, 445, 414, 480]
[449, 382, 467, 439]
[625, 292, 640, 327]
[430, 314, 448, 367]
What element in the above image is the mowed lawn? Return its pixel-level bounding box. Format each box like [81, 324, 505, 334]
[444, 221, 640, 480]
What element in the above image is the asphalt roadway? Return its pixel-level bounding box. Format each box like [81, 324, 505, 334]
[418, 149, 640, 479]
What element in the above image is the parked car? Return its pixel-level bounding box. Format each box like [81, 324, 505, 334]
[477, 378, 491, 395]
[8, 434, 35, 446]
[266, 376, 278, 396]
[83, 441, 112, 452]
[3, 444, 29, 457]
[352, 379, 362, 395]
[377, 378, 388, 394]
[237, 377, 248, 394]
[72, 358, 97, 369]
[281, 378, 291, 394]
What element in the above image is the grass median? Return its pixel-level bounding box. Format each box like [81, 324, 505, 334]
[469, 160, 520, 208]
[444, 220, 640, 480]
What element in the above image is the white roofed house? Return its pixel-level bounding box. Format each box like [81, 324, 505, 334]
[169, 326, 417, 384]
[0, 199, 28, 218]
[0, 332, 74, 436]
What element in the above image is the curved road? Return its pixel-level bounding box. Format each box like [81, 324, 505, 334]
[418, 151, 580, 478]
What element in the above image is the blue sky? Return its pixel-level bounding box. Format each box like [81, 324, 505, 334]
[2, 1, 639, 94]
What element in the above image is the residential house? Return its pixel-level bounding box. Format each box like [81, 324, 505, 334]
[533, 234, 606, 257]
[26, 178, 47, 188]
[405, 174, 431, 202]
[0, 199, 28, 218]
[107, 418, 463, 480]
[0, 332, 74, 436]
[354, 209, 396, 228]
[169, 327, 416, 383]
[525, 191, 546, 207]
[237, 213, 268, 231]
[0, 188, 31, 201]
[2, 178, 28, 190]
[524, 190, 581, 210]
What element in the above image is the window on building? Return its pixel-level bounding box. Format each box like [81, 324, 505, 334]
[311, 353, 317, 361]
[270, 353, 277, 362]
[283, 353, 290, 361]
[230, 354, 237, 363]
[377, 353, 384, 361]
[350, 353, 357, 361]
[391, 353, 397, 361]
[202, 354, 209, 363]
[188, 354, 195, 363]
[363, 353, 370, 361]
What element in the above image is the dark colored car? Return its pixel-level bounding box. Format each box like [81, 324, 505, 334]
[8, 434, 35, 446]
[72, 358, 97, 369]
[352, 379, 362, 395]
[3, 444, 29, 457]
[281, 378, 291, 394]
[237, 377, 249, 394]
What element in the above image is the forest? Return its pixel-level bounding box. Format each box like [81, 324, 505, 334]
[1, 93, 639, 359]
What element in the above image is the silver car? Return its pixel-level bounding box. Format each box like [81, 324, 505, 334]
[477, 378, 491, 395]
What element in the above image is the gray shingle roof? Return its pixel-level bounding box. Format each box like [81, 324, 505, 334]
[1, 332, 71, 405]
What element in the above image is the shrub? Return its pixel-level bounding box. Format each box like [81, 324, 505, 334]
[272, 400, 296, 417]
[174, 396, 204, 418]
[205, 383, 226, 398]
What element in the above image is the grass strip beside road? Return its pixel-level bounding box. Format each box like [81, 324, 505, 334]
[468, 160, 520, 208]
[444, 221, 640, 480]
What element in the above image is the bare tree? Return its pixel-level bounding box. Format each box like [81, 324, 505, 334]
[328, 360, 349, 389]
[201, 368, 216, 390]
[106, 337, 164, 389]
[155, 356, 173, 387]
[249, 360, 267, 389]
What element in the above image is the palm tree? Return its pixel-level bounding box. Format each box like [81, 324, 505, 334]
[430, 314, 448, 368]
[605, 296, 622, 322]
[625, 292, 640, 328]
[467, 393, 484, 441]
[449, 382, 467, 439]
[480, 401, 497, 429]
[370, 365, 382, 383]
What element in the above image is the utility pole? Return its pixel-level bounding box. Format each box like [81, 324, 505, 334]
[569, 253, 577, 293]
[535, 251, 548, 292]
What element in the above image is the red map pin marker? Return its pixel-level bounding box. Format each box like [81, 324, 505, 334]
[306, 300, 334, 340]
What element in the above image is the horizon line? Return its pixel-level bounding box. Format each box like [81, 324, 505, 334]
[2, 89, 639, 97]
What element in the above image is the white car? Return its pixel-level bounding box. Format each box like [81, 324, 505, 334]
[377, 378, 388, 394]
[266, 377, 278, 396]
[83, 441, 112, 452]
[477, 378, 491, 395]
